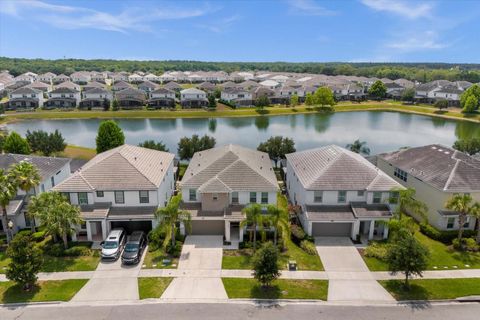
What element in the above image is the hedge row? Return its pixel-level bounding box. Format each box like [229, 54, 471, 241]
[419, 223, 476, 244]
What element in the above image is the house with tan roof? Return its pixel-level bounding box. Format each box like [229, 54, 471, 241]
[52, 145, 176, 241]
[377, 144, 480, 231]
[8, 87, 44, 110]
[180, 144, 279, 241]
[286, 145, 404, 240]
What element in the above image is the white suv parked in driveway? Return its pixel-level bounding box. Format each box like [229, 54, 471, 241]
[101, 228, 126, 260]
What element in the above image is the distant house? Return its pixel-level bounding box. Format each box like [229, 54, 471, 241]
[83, 81, 106, 92]
[111, 72, 129, 82]
[143, 73, 160, 83]
[415, 81, 464, 106]
[197, 81, 216, 93]
[15, 72, 37, 83]
[138, 80, 159, 95]
[286, 145, 403, 239]
[385, 82, 405, 99]
[111, 80, 132, 92]
[27, 81, 50, 92]
[70, 71, 91, 84]
[80, 88, 112, 109]
[377, 144, 480, 231]
[270, 75, 289, 84]
[147, 87, 175, 109]
[220, 87, 254, 107]
[55, 81, 81, 92]
[38, 72, 56, 84]
[90, 72, 106, 83]
[163, 81, 182, 92]
[252, 86, 275, 101]
[128, 74, 144, 83]
[180, 88, 208, 108]
[46, 87, 81, 109]
[53, 74, 70, 84]
[259, 79, 280, 89]
[115, 87, 147, 109]
[8, 87, 44, 110]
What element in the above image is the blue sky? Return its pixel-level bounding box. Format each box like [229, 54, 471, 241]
[0, 0, 479, 63]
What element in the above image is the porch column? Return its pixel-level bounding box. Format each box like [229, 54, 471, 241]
[86, 221, 92, 242]
[351, 220, 360, 239]
[71, 229, 78, 242]
[368, 220, 375, 240]
[101, 220, 107, 240]
[225, 221, 231, 242]
[179, 222, 186, 236]
[307, 222, 313, 236]
[383, 223, 389, 240]
[239, 225, 244, 242]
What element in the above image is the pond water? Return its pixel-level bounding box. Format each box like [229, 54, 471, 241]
[6, 111, 480, 155]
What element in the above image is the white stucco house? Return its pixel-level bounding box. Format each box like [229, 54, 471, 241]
[8, 87, 45, 109]
[285, 145, 404, 240]
[52, 145, 176, 241]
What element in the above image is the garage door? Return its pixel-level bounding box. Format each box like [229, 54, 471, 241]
[110, 220, 153, 235]
[190, 220, 224, 235]
[312, 222, 352, 237]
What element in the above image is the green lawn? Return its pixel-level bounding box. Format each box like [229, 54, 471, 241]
[142, 248, 179, 269]
[0, 250, 9, 273]
[41, 255, 101, 272]
[0, 279, 88, 304]
[138, 277, 173, 299]
[60, 145, 96, 160]
[380, 278, 480, 301]
[222, 278, 328, 300]
[362, 231, 480, 271]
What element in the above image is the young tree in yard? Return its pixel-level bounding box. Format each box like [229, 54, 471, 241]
[368, 80, 387, 100]
[3, 132, 31, 155]
[257, 136, 296, 168]
[434, 99, 449, 111]
[266, 205, 289, 246]
[390, 188, 427, 220]
[255, 95, 270, 109]
[385, 229, 429, 288]
[346, 139, 370, 155]
[401, 88, 415, 102]
[138, 140, 169, 152]
[207, 94, 217, 110]
[305, 93, 314, 106]
[28, 191, 83, 249]
[0, 128, 7, 152]
[313, 87, 335, 107]
[0, 169, 18, 244]
[6, 233, 43, 291]
[463, 95, 478, 113]
[445, 193, 479, 246]
[154, 195, 191, 250]
[453, 138, 480, 156]
[177, 134, 216, 160]
[290, 94, 299, 107]
[252, 242, 280, 288]
[95, 120, 125, 153]
[111, 99, 119, 111]
[240, 204, 265, 251]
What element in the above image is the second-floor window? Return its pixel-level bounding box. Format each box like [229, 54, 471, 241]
[357, 190, 365, 197]
[447, 217, 455, 229]
[50, 176, 55, 187]
[373, 192, 382, 204]
[232, 192, 239, 204]
[96, 191, 104, 197]
[250, 192, 257, 203]
[139, 191, 149, 203]
[338, 191, 346, 203]
[189, 189, 196, 201]
[314, 191, 323, 203]
[394, 167, 408, 182]
[261, 192, 268, 204]
[115, 191, 124, 204]
[78, 192, 88, 205]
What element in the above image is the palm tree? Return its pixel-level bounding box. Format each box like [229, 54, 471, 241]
[346, 139, 370, 155]
[240, 204, 265, 251]
[0, 169, 18, 244]
[29, 191, 83, 248]
[470, 203, 480, 244]
[155, 195, 191, 249]
[266, 205, 290, 246]
[391, 188, 427, 220]
[10, 161, 41, 231]
[445, 193, 478, 244]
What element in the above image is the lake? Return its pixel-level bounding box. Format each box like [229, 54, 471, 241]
[6, 111, 480, 155]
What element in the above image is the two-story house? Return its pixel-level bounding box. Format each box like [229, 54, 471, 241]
[220, 87, 254, 107]
[45, 87, 81, 109]
[8, 87, 44, 110]
[114, 87, 147, 109]
[0, 154, 71, 234]
[147, 88, 176, 109]
[52, 145, 176, 242]
[80, 87, 112, 109]
[52, 74, 70, 84]
[180, 144, 279, 242]
[285, 145, 403, 240]
[38, 72, 56, 84]
[377, 144, 480, 231]
[180, 88, 208, 108]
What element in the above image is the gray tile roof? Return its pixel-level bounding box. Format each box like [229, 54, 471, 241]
[10, 87, 41, 95]
[53, 145, 174, 192]
[378, 144, 480, 192]
[286, 145, 403, 191]
[305, 205, 356, 221]
[0, 154, 71, 181]
[108, 206, 157, 219]
[181, 144, 278, 192]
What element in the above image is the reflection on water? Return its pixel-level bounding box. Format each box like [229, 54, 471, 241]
[6, 112, 479, 155]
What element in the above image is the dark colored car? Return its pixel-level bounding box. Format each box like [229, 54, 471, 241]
[121, 231, 147, 265]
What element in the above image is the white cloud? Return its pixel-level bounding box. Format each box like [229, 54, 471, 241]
[386, 31, 448, 52]
[0, 0, 212, 33]
[361, 0, 433, 19]
[287, 0, 336, 16]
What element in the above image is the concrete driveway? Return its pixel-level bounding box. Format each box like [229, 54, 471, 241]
[161, 235, 227, 300]
[315, 237, 394, 302]
[72, 250, 144, 302]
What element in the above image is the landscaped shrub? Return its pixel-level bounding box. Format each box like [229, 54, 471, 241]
[16, 229, 33, 237]
[147, 228, 165, 250]
[300, 240, 317, 255]
[166, 240, 183, 257]
[452, 238, 479, 252]
[44, 243, 65, 257]
[32, 230, 46, 242]
[364, 242, 389, 261]
[420, 223, 475, 244]
[63, 246, 91, 257]
[290, 224, 306, 244]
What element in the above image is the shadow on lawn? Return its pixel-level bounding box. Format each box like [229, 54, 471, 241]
[1, 284, 40, 304]
[250, 285, 282, 300]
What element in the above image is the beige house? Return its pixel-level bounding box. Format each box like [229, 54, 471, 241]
[377, 144, 480, 231]
[180, 144, 279, 242]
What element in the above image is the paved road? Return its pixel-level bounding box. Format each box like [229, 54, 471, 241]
[315, 237, 395, 302]
[1, 302, 479, 320]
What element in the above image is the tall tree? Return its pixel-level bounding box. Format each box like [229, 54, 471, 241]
[207, 94, 217, 109]
[255, 95, 270, 109]
[368, 80, 387, 100]
[401, 88, 415, 102]
[469, 203, 480, 244]
[6, 233, 43, 291]
[346, 139, 370, 155]
[26, 129, 66, 156]
[290, 94, 299, 107]
[463, 95, 478, 113]
[445, 193, 478, 245]
[266, 205, 289, 246]
[3, 132, 31, 155]
[0, 169, 18, 244]
[177, 134, 216, 160]
[460, 84, 480, 111]
[390, 188, 427, 220]
[453, 138, 480, 156]
[305, 93, 314, 106]
[313, 87, 336, 107]
[138, 140, 169, 152]
[240, 204, 265, 251]
[154, 195, 191, 250]
[257, 136, 296, 168]
[252, 242, 280, 288]
[434, 99, 449, 111]
[95, 120, 125, 153]
[28, 191, 83, 249]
